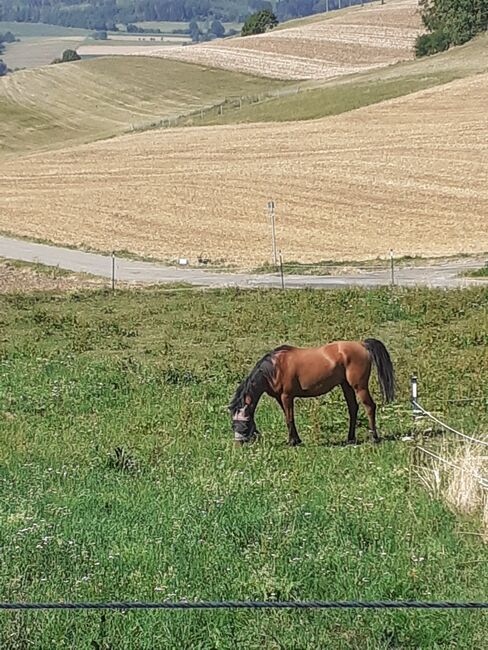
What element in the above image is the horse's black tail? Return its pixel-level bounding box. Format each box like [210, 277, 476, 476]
[364, 338, 395, 403]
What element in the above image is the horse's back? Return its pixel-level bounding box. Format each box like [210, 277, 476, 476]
[276, 341, 366, 396]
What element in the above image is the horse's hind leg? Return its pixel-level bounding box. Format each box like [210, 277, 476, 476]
[280, 394, 302, 446]
[356, 387, 379, 443]
[341, 382, 358, 444]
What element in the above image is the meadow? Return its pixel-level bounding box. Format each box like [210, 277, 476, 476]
[0, 284, 487, 648]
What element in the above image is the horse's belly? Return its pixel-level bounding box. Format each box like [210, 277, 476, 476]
[296, 374, 342, 397]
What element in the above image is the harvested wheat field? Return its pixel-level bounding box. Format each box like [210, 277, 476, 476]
[138, 0, 423, 80]
[1, 74, 487, 266]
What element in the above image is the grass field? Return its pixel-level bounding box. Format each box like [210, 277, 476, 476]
[139, 0, 422, 80]
[0, 284, 487, 648]
[1, 73, 486, 266]
[0, 57, 286, 157]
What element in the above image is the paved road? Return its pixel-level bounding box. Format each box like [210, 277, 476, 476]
[0, 236, 484, 289]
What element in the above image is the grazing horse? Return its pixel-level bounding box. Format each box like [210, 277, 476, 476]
[229, 339, 395, 446]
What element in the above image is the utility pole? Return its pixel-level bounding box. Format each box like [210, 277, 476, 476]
[267, 201, 277, 266]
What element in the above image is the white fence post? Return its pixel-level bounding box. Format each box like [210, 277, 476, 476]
[411, 375, 423, 421]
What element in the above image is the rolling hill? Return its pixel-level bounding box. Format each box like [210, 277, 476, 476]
[0, 72, 487, 266]
[137, 0, 423, 80]
[0, 56, 286, 157]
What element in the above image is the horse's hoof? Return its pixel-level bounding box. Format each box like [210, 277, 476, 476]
[288, 439, 302, 447]
[346, 439, 357, 446]
[372, 437, 381, 444]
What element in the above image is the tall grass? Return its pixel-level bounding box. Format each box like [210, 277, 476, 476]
[0, 286, 487, 648]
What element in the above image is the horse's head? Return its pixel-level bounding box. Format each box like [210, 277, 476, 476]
[230, 404, 259, 444]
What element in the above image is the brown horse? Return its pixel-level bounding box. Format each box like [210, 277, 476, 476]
[229, 339, 395, 446]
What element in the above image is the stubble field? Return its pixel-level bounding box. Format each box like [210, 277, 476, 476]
[138, 0, 423, 80]
[1, 73, 487, 266]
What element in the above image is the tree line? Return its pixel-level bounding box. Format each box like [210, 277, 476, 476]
[416, 0, 487, 56]
[0, 0, 370, 30]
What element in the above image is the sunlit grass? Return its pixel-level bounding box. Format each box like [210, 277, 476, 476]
[0, 286, 487, 647]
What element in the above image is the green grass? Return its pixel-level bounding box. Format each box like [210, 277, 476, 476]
[466, 264, 488, 278]
[0, 286, 487, 647]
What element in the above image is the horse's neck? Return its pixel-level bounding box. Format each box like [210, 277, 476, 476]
[248, 386, 265, 413]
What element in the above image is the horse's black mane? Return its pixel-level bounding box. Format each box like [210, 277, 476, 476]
[229, 345, 293, 413]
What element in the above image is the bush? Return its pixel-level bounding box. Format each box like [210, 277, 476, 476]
[0, 59, 7, 76]
[62, 48, 81, 62]
[241, 9, 278, 36]
[51, 49, 81, 64]
[415, 30, 451, 56]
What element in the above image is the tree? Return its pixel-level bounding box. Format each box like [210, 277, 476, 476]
[1, 31, 17, 43]
[189, 19, 202, 42]
[241, 9, 278, 36]
[93, 30, 108, 40]
[62, 49, 81, 62]
[210, 18, 225, 37]
[52, 49, 81, 64]
[416, 0, 488, 56]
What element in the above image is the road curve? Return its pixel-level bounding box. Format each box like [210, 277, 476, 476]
[0, 236, 484, 290]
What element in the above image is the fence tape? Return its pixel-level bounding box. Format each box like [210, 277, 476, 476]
[413, 401, 488, 447]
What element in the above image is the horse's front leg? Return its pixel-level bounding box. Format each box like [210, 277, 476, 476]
[281, 394, 302, 446]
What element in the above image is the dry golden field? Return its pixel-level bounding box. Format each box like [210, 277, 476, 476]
[1, 73, 487, 266]
[139, 0, 423, 80]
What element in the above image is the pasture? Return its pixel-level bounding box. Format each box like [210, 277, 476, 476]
[0, 284, 487, 648]
[138, 0, 422, 80]
[1, 73, 487, 266]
